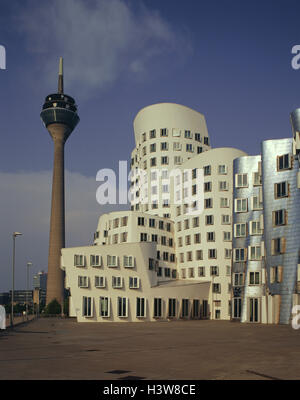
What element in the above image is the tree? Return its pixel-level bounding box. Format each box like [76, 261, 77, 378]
[44, 299, 61, 315]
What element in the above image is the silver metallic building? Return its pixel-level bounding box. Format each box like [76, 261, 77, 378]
[233, 108, 300, 324]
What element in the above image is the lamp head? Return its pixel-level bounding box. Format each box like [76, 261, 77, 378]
[13, 232, 22, 237]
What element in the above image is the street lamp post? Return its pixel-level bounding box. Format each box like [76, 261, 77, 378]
[11, 232, 22, 328]
[26, 262, 32, 321]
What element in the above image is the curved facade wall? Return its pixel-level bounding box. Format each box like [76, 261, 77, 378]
[262, 138, 300, 324]
[130, 103, 211, 218]
[178, 147, 247, 320]
[232, 155, 265, 323]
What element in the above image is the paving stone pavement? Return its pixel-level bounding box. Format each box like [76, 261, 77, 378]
[0, 317, 299, 380]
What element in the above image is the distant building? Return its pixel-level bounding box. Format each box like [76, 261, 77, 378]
[9, 290, 33, 305]
[33, 271, 47, 290]
[0, 292, 9, 305]
[33, 272, 47, 306]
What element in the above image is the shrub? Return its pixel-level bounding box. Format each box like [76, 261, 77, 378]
[44, 299, 61, 315]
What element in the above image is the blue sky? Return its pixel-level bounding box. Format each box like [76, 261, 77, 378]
[1, 0, 300, 291]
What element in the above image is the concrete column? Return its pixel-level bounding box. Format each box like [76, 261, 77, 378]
[46, 123, 71, 308]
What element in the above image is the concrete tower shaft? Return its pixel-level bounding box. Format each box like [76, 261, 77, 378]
[40, 58, 79, 308]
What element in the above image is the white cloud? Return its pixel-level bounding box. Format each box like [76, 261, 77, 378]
[0, 169, 127, 293]
[16, 0, 191, 97]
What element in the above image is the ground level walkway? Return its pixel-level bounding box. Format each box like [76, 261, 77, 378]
[0, 317, 299, 380]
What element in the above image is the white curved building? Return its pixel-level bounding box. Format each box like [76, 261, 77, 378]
[62, 103, 248, 322]
[130, 103, 211, 218]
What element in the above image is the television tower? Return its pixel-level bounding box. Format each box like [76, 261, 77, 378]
[40, 58, 79, 307]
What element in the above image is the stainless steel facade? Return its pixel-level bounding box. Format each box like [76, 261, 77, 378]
[262, 138, 300, 324]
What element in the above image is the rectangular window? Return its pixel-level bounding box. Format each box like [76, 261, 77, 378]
[252, 195, 263, 210]
[193, 217, 199, 227]
[195, 133, 201, 142]
[253, 172, 262, 186]
[277, 154, 291, 171]
[136, 297, 146, 318]
[188, 267, 194, 278]
[154, 298, 162, 318]
[140, 233, 147, 241]
[204, 182, 212, 192]
[149, 218, 156, 228]
[194, 233, 201, 244]
[210, 266, 219, 276]
[221, 215, 231, 224]
[160, 128, 168, 137]
[206, 215, 214, 225]
[273, 209, 287, 226]
[138, 217, 145, 226]
[112, 276, 123, 288]
[161, 156, 169, 165]
[233, 298, 242, 318]
[234, 223, 247, 237]
[250, 220, 263, 235]
[168, 298, 176, 318]
[196, 250, 203, 260]
[212, 284, 221, 293]
[204, 198, 213, 208]
[107, 255, 117, 267]
[186, 143, 194, 152]
[249, 245, 261, 261]
[99, 296, 110, 317]
[74, 254, 85, 267]
[234, 273, 244, 286]
[223, 232, 231, 241]
[234, 248, 247, 262]
[181, 299, 189, 317]
[117, 297, 128, 317]
[219, 181, 228, 191]
[275, 182, 288, 199]
[270, 266, 283, 283]
[218, 165, 227, 175]
[272, 238, 286, 255]
[225, 248, 232, 259]
[249, 272, 260, 285]
[235, 198, 248, 212]
[95, 276, 105, 288]
[208, 249, 217, 259]
[90, 255, 101, 267]
[204, 165, 211, 176]
[150, 157, 157, 167]
[207, 232, 215, 242]
[129, 277, 140, 289]
[236, 173, 248, 188]
[150, 143, 156, 153]
[220, 197, 229, 208]
[78, 276, 88, 288]
[198, 266, 205, 277]
[82, 296, 93, 317]
[150, 129, 156, 139]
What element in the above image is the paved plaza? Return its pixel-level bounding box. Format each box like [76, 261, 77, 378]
[0, 317, 300, 380]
